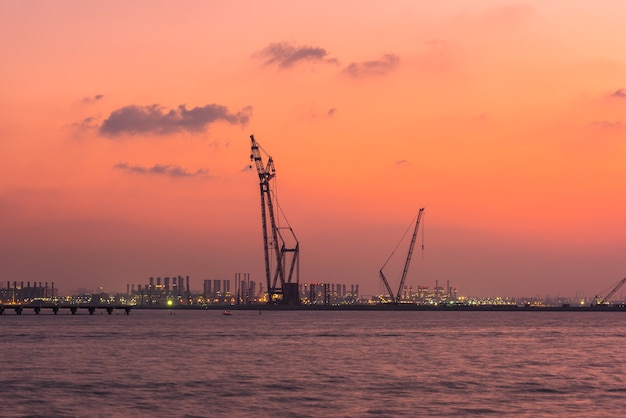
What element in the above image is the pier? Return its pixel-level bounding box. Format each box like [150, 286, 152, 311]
[0, 304, 132, 315]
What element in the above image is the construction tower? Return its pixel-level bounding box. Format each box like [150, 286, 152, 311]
[249, 135, 300, 304]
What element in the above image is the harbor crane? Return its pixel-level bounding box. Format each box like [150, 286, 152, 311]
[249, 135, 300, 304]
[591, 277, 626, 307]
[379, 208, 425, 303]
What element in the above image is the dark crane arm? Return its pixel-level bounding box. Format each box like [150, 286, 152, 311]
[379, 270, 395, 303]
[604, 277, 626, 301]
[379, 208, 425, 303]
[593, 277, 626, 306]
[250, 135, 275, 181]
[396, 208, 425, 302]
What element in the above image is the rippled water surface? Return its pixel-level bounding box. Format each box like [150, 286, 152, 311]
[2, 310, 626, 417]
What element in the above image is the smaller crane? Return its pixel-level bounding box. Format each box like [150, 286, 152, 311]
[379, 208, 425, 304]
[591, 277, 626, 307]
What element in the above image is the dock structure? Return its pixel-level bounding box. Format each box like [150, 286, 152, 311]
[0, 304, 133, 315]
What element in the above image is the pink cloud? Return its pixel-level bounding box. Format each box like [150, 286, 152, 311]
[343, 54, 399, 77]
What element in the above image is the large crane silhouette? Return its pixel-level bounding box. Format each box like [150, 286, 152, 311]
[379, 208, 425, 303]
[249, 135, 300, 304]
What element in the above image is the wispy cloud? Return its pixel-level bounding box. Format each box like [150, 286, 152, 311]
[99, 104, 252, 137]
[343, 54, 399, 77]
[114, 163, 211, 178]
[611, 88, 626, 98]
[590, 120, 623, 130]
[395, 160, 411, 167]
[72, 116, 99, 130]
[82, 94, 105, 104]
[308, 106, 338, 120]
[254, 42, 335, 68]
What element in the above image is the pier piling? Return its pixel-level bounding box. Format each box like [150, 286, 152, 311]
[0, 304, 133, 315]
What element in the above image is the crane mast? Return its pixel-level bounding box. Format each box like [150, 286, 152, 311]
[249, 135, 300, 304]
[380, 208, 425, 303]
[396, 208, 425, 303]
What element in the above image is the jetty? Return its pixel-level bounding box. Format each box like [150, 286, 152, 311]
[0, 303, 133, 315]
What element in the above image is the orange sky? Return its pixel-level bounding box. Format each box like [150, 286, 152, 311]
[1, 0, 625, 298]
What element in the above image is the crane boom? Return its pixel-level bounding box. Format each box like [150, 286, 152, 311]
[379, 208, 425, 303]
[396, 208, 425, 303]
[592, 277, 626, 307]
[250, 135, 276, 297]
[379, 270, 395, 303]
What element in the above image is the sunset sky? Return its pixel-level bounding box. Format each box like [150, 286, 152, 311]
[1, 0, 625, 298]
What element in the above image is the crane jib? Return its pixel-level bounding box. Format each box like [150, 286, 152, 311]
[380, 208, 425, 303]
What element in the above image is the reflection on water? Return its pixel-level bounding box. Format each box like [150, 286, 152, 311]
[2, 310, 626, 417]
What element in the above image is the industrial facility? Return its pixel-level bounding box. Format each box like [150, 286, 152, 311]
[0, 281, 57, 303]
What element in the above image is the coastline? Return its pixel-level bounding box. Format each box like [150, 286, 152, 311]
[149, 303, 626, 312]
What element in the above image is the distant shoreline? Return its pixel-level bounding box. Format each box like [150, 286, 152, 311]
[3, 303, 625, 315]
[139, 304, 626, 312]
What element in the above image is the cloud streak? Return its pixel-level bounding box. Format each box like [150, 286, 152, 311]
[72, 117, 99, 131]
[100, 104, 252, 136]
[590, 120, 623, 130]
[344, 54, 400, 77]
[114, 163, 210, 178]
[82, 94, 105, 104]
[611, 88, 625, 98]
[254, 42, 335, 68]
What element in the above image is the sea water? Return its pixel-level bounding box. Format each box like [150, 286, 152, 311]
[1, 310, 626, 417]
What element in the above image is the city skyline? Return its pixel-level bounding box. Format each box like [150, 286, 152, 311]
[1, 1, 625, 298]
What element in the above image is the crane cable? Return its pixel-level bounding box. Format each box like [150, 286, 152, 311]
[381, 212, 420, 271]
[270, 183, 298, 237]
